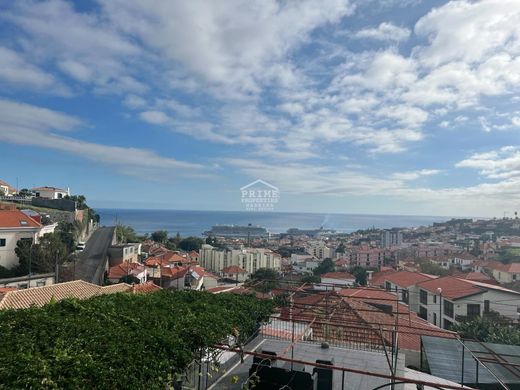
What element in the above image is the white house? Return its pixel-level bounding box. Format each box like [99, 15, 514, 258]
[292, 258, 319, 274]
[416, 276, 520, 329]
[317, 272, 356, 290]
[0, 180, 15, 196]
[32, 186, 70, 199]
[0, 206, 43, 268]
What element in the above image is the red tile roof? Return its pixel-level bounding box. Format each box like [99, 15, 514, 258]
[338, 287, 397, 301]
[457, 272, 498, 285]
[132, 282, 161, 293]
[491, 262, 520, 273]
[160, 266, 188, 279]
[369, 269, 397, 287]
[108, 262, 145, 280]
[321, 272, 355, 280]
[417, 276, 484, 300]
[381, 270, 434, 288]
[32, 186, 67, 192]
[0, 209, 42, 229]
[0, 281, 132, 310]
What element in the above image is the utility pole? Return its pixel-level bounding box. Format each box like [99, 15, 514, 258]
[438, 287, 443, 329]
[55, 249, 60, 284]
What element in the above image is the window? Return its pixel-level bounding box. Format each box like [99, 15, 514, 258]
[444, 300, 454, 318]
[420, 289, 428, 305]
[433, 294, 437, 304]
[467, 304, 481, 318]
[484, 300, 490, 313]
[18, 283, 28, 289]
[401, 289, 409, 304]
[443, 319, 453, 330]
[36, 281, 46, 287]
[433, 312, 437, 326]
[0, 238, 6, 247]
[385, 281, 391, 291]
[419, 306, 428, 320]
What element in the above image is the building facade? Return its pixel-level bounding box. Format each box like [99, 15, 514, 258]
[199, 244, 281, 275]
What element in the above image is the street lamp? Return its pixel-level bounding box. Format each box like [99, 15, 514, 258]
[437, 287, 443, 329]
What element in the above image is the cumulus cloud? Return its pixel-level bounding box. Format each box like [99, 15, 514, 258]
[354, 22, 410, 42]
[456, 146, 520, 179]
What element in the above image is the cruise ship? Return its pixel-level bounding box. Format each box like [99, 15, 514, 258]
[283, 227, 336, 238]
[203, 224, 270, 238]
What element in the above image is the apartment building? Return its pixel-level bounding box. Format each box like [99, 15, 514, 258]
[346, 246, 393, 268]
[305, 240, 333, 259]
[380, 230, 402, 248]
[199, 244, 281, 275]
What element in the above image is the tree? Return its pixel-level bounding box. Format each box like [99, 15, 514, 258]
[119, 274, 140, 284]
[116, 224, 140, 243]
[151, 230, 168, 243]
[0, 188, 4, 197]
[0, 290, 274, 389]
[250, 268, 279, 292]
[452, 314, 520, 345]
[313, 258, 335, 276]
[18, 188, 31, 197]
[15, 233, 69, 274]
[351, 266, 367, 286]
[178, 237, 204, 251]
[302, 274, 320, 284]
[418, 261, 448, 276]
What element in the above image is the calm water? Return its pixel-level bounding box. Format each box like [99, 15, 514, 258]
[96, 209, 450, 237]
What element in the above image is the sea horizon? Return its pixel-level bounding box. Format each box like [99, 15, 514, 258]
[96, 208, 471, 237]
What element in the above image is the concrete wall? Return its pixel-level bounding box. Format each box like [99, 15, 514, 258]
[0, 273, 55, 288]
[32, 197, 76, 212]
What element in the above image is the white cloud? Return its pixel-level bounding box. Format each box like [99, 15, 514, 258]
[354, 22, 410, 42]
[456, 146, 520, 179]
[0, 46, 55, 88]
[99, 0, 354, 94]
[0, 99, 206, 178]
[139, 111, 171, 125]
[123, 94, 147, 109]
[392, 169, 441, 181]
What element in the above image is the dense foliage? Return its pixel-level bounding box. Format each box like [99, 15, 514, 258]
[151, 229, 169, 243]
[452, 314, 520, 345]
[15, 232, 69, 274]
[313, 258, 335, 276]
[250, 268, 279, 292]
[116, 224, 141, 243]
[0, 290, 274, 389]
[178, 236, 204, 251]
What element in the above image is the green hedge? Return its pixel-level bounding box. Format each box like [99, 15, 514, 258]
[0, 290, 273, 389]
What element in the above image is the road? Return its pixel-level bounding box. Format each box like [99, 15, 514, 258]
[74, 226, 115, 285]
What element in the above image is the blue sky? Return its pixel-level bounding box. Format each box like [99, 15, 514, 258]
[0, 0, 519, 217]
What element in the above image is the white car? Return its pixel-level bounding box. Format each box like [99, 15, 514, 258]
[76, 242, 86, 251]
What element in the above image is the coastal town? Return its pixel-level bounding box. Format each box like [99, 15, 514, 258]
[2, 1, 520, 388]
[2, 178, 520, 388]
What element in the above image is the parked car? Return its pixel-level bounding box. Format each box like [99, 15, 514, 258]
[76, 241, 86, 251]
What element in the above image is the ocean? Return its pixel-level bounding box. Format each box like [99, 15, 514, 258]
[96, 209, 451, 237]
